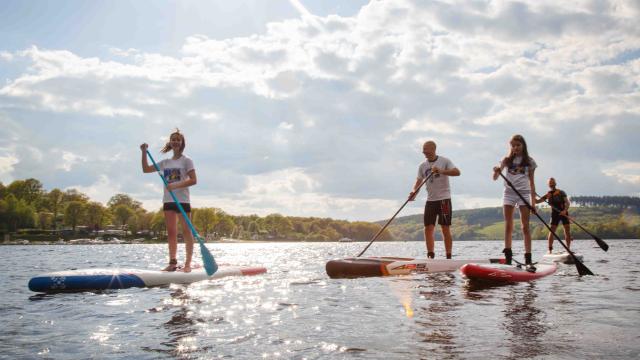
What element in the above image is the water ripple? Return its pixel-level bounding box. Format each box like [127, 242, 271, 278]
[1, 241, 639, 359]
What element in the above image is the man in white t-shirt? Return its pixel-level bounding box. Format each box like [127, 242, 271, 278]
[408, 141, 461, 259]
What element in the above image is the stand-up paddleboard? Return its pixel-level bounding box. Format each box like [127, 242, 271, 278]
[326, 257, 504, 278]
[460, 263, 557, 283]
[28, 266, 267, 293]
[542, 252, 583, 264]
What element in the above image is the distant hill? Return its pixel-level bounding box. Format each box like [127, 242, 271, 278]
[383, 204, 640, 241]
[2, 177, 638, 243]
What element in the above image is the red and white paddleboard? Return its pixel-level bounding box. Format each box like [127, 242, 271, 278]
[460, 263, 557, 283]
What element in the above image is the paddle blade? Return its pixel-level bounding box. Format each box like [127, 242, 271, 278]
[594, 235, 609, 252]
[198, 240, 218, 275]
[574, 258, 594, 276]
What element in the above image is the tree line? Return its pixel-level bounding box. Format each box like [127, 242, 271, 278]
[570, 196, 640, 208]
[387, 204, 640, 241]
[0, 178, 391, 242]
[2, 178, 637, 242]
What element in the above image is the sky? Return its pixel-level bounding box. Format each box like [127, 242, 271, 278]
[0, 0, 639, 221]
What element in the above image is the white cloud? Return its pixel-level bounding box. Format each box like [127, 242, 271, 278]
[70, 174, 122, 205]
[581, 66, 637, 95]
[246, 168, 318, 195]
[192, 167, 399, 220]
[109, 47, 140, 57]
[398, 119, 458, 134]
[187, 111, 219, 122]
[454, 194, 502, 210]
[57, 150, 88, 172]
[0, 0, 638, 220]
[591, 120, 614, 136]
[386, 118, 459, 142]
[603, 161, 640, 185]
[0, 47, 150, 117]
[0, 150, 18, 181]
[0, 51, 13, 61]
[287, 0, 325, 31]
[278, 122, 293, 130]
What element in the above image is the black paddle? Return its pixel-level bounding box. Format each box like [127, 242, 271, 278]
[536, 191, 609, 252]
[357, 172, 434, 257]
[497, 171, 594, 276]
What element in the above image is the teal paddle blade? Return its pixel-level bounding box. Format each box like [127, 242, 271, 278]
[199, 239, 218, 275]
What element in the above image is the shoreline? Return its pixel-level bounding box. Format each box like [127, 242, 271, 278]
[2, 238, 635, 245]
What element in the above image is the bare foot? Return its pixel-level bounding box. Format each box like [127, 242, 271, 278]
[162, 263, 178, 272]
[182, 265, 192, 273]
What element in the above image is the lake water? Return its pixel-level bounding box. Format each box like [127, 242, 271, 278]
[1, 240, 639, 359]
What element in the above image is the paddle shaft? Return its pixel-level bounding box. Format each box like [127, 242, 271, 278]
[536, 191, 609, 252]
[146, 150, 217, 275]
[357, 173, 433, 257]
[498, 172, 593, 275]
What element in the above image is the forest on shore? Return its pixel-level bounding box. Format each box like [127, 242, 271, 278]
[387, 197, 640, 242]
[1, 178, 639, 242]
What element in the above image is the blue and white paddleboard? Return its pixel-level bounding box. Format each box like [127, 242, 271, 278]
[28, 266, 267, 293]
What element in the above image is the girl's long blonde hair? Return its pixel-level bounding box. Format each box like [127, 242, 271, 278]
[161, 129, 186, 154]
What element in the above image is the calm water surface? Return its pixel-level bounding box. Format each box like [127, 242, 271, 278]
[1, 240, 639, 359]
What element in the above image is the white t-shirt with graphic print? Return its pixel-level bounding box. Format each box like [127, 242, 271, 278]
[158, 155, 195, 204]
[501, 156, 536, 192]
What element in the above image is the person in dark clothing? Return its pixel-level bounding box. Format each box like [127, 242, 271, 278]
[536, 177, 572, 253]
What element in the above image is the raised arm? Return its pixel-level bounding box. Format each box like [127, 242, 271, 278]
[140, 143, 156, 173]
[492, 161, 505, 181]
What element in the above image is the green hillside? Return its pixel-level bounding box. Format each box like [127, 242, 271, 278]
[386, 206, 640, 241]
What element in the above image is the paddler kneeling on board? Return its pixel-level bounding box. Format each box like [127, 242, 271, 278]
[408, 140, 461, 259]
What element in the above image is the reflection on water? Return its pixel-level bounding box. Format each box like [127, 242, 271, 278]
[413, 273, 463, 359]
[462, 280, 554, 360]
[3, 241, 639, 359]
[502, 284, 548, 360]
[142, 288, 207, 358]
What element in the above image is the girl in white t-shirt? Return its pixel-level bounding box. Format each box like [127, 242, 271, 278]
[492, 134, 537, 265]
[140, 129, 197, 272]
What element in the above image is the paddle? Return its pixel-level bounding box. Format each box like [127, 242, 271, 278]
[536, 191, 609, 252]
[146, 150, 218, 275]
[357, 172, 434, 257]
[497, 171, 593, 276]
